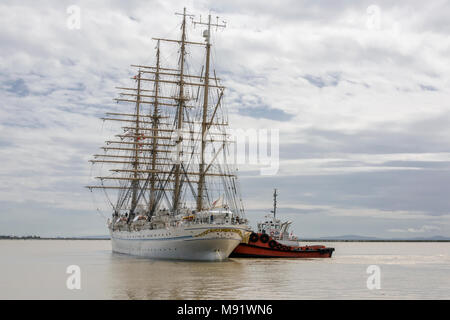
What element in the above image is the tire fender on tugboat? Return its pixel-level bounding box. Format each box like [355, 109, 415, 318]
[268, 240, 277, 248]
[260, 233, 269, 243]
[249, 233, 259, 243]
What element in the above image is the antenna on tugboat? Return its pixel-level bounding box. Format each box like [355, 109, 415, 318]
[271, 188, 277, 219]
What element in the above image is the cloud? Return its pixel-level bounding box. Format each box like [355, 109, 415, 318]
[302, 72, 341, 88]
[0, 0, 449, 237]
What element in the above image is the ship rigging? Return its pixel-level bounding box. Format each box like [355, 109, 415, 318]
[86, 8, 250, 261]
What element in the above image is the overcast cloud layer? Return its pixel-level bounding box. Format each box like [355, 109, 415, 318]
[1, 0, 449, 237]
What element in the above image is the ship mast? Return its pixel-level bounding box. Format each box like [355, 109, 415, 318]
[86, 8, 243, 218]
[172, 7, 189, 213]
[149, 40, 161, 212]
[193, 14, 226, 211]
[130, 70, 142, 218]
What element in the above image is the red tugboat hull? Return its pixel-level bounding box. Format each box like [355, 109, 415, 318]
[230, 233, 334, 258]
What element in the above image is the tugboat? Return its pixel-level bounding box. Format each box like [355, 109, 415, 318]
[230, 189, 335, 258]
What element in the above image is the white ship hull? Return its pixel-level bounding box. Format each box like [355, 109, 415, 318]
[110, 224, 248, 261]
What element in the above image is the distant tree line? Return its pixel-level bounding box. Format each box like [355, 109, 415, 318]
[0, 235, 41, 239]
[0, 235, 110, 240]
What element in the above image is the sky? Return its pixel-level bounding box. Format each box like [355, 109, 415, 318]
[0, 0, 449, 238]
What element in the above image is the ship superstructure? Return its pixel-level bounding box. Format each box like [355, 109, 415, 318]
[87, 8, 249, 261]
[257, 189, 300, 246]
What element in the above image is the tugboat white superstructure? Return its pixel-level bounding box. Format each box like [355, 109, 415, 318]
[87, 8, 249, 261]
[257, 189, 300, 246]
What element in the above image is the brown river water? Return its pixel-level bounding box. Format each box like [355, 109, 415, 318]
[0, 240, 448, 299]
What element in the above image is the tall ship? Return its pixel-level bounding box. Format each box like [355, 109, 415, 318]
[87, 8, 250, 261]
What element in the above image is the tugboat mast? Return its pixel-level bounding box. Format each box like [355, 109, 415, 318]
[272, 188, 277, 219]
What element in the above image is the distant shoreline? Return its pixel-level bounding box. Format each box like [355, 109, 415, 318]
[1, 236, 449, 242]
[0, 236, 110, 240]
[300, 239, 450, 242]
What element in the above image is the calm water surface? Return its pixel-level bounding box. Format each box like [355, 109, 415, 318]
[0, 240, 449, 299]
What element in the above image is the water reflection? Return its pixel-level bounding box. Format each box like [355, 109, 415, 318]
[108, 253, 250, 299]
[106, 252, 336, 299]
